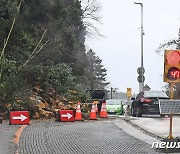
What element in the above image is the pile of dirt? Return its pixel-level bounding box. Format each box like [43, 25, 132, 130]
[29, 86, 91, 119]
[0, 86, 92, 120]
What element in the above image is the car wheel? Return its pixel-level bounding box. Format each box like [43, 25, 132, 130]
[131, 105, 136, 117]
[136, 107, 142, 117]
[160, 114, 167, 117]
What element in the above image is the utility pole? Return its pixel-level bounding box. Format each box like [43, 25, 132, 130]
[134, 2, 145, 92]
[110, 87, 113, 99]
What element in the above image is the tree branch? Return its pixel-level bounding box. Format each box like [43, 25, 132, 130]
[19, 29, 49, 70]
[0, 0, 23, 81]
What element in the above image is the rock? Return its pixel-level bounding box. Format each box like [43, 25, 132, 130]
[41, 111, 54, 118]
[33, 112, 41, 119]
[36, 100, 48, 109]
[57, 102, 64, 109]
[0, 112, 5, 117]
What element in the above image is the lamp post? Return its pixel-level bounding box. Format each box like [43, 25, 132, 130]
[110, 87, 113, 99]
[134, 2, 145, 92]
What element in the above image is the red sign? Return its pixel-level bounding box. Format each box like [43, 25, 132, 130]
[167, 67, 180, 80]
[10, 111, 30, 125]
[166, 51, 180, 65]
[59, 110, 74, 122]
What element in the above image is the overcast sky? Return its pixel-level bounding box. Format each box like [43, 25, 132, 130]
[85, 0, 180, 94]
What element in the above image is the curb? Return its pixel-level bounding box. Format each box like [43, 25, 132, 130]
[113, 118, 160, 145]
[13, 125, 27, 154]
[13, 125, 27, 144]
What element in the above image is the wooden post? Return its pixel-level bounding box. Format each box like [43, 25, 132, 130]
[169, 82, 175, 99]
[169, 114, 173, 139]
[168, 83, 174, 139]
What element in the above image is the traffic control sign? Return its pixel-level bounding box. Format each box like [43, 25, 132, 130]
[126, 88, 132, 98]
[164, 50, 180, 83]
[59, 110, 75, 122]
[159, 99, 180, 115]
[137, 75, 145, 83]
[10, 111, 30, 125]
[137, 67, 145, 74]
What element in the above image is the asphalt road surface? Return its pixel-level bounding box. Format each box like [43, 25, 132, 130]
[17, 120, 159, 154]
[0, 120, 19, 154]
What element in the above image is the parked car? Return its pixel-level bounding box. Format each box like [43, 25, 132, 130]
[90, 90, 105, 100]
[106, 99, 126, 115]
[131, 90, 169, 117]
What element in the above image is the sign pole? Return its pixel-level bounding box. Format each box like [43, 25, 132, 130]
[169, 82, 175, 99]
[168, 82, 174, 139]
[169, 114, 173, 139]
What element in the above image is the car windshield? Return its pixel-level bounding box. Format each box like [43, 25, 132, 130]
[106, 99, 126, 105]
[144, 91, 168, 98]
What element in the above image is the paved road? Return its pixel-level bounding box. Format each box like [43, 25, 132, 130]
[18, 120, 159, 154]
[0, 120, 19, 154]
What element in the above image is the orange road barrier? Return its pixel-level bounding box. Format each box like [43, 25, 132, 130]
[90, 102, 97, 120]
[100, 101, 108, 118]
[75, 102, 83, 121]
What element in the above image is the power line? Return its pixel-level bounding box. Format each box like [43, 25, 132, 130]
[103, 28, 140, 37]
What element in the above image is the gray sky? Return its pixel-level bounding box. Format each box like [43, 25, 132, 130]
[85, 0, 180, 94]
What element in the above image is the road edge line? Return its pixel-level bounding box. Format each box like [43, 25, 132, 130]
[13, 125, 27, 144]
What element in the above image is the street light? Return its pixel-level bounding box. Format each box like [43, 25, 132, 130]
[134, 2, 145, 92]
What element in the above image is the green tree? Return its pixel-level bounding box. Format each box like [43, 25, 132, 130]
[0, 0, 105, 112]
[86, 49, 109, 90]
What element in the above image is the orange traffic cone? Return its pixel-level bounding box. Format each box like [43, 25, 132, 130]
[90, 102, 97, 120]
[100, 101, 108, 118]
[75, 102, 83, 121]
